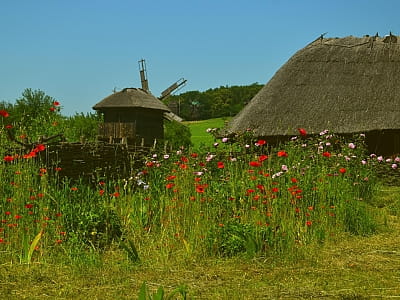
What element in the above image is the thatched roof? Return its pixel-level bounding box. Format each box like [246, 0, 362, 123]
[93, 88, 171, 112]
[226, 34, 400, 137]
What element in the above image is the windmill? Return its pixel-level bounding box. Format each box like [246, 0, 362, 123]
[138, 59, 187, 121]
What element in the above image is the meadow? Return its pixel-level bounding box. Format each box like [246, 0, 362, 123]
[1, 108, 400, 299]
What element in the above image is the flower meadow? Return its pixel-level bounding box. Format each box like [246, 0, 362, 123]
[1, 105, 399, 265]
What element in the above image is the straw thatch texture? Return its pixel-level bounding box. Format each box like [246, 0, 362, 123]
[93, 88, 171, 112]
[226, 35, 400, 137]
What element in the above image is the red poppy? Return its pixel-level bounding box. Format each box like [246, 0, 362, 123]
[55, 167, 62, 171]
[0, 110, 9, 117]
[339, 167, 347, 174]
[217, 161, 225, 169]
[5, 124, 12, 129]
[291, 178, 298, 183]
[49, 107, 56, 112]
[195, 184, 207, 193]
[249, 161, 261, 167]
[255, 139, 266, 146]
[277, 151, 288, 157]
[25, 204, 34, 209]
[322, 152, 331, 158]
[246, 189, 255, 195]
[99, 189, 105, 196]
[3, 155, 14, 162]
[70, 187, 78, 191]
[298, 128, 307, 137]
[112, 192, 120, 197]
[166, 183, 175, 189]
[190, 153, 198, 158]
[258, 155, 268, 162]
[14, 215, 22, 220]
[35, 144, 46, 152]
[256, 184, 265, 191]
[53, 101, 60, 106]
[166, 175, 176, 181]
[306, 220, 312, 227]
[180, 156, 189, 163]
[271, 187, 279, 193]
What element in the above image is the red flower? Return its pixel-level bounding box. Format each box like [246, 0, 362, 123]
[249, 161, 261, 167]
[322, 151, 331, 158]
[0, 110, 9, 118]
[70, 187, 78, 191]
[34, 144, 46, 152]
[190, 153, 198, 158]
[258, 155, 268, 162]
[166, 175, 176, 181]
[277, 151, 288, 157]
[217, 161, 225, 169]
[306, 220, 312, 227]
[255, 139, 266, 146]
[271, 187, 279, 193]
[339, 167, 346, 174]
[291, 177, 298, 183]
[14, 215, 22, 220]
[3, 155, 14, 162]
[298, 128, 307, 137]
[49, 107, 56, 112]
[5, 124, 12, 129]
[195, 184, 208, 193]
[25, 204, 34, 209]
[53, 101, 60, 106]
[112, 192, 120, 197]
[166, 183, 175, 189]
[55, 167, 62, 171]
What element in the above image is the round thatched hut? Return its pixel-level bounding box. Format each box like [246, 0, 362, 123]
[225, 34, 400, 155]
[93, 88, 171, 146]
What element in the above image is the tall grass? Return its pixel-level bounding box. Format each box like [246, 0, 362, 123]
[1, 116, 398, 265]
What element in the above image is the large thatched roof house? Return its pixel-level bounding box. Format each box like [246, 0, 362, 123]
[93, 88, 171, 146]
[225, 34, 400, 155]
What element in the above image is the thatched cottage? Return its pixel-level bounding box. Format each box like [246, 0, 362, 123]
[225, 34, 400, 155]
[93, 88, 171, 146]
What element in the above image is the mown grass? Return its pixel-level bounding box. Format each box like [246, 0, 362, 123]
[183, 117, 231, 149]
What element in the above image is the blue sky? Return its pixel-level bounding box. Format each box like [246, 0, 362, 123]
[1, 0, 399, 116]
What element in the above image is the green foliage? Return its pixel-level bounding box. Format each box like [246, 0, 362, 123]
[164, 120, 192, 149]
[62, 112, 102, 142]
[138, 281, 188, 300]
[165, 83, 262, 120]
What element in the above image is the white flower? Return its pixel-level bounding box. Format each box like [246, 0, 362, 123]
[361, 160, 367, 165]
[392, 164, 398, 169]
[281, 165, 288, 172]
[221, 137, 228, 143]
[163, 154, 170, 159]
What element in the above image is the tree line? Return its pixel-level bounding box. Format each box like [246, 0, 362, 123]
[164, 83, 263, 121]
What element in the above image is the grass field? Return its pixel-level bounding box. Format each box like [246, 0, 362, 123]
[183, 117, 231, 149]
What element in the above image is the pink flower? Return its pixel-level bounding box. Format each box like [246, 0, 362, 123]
[348, 143, 356, 149]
